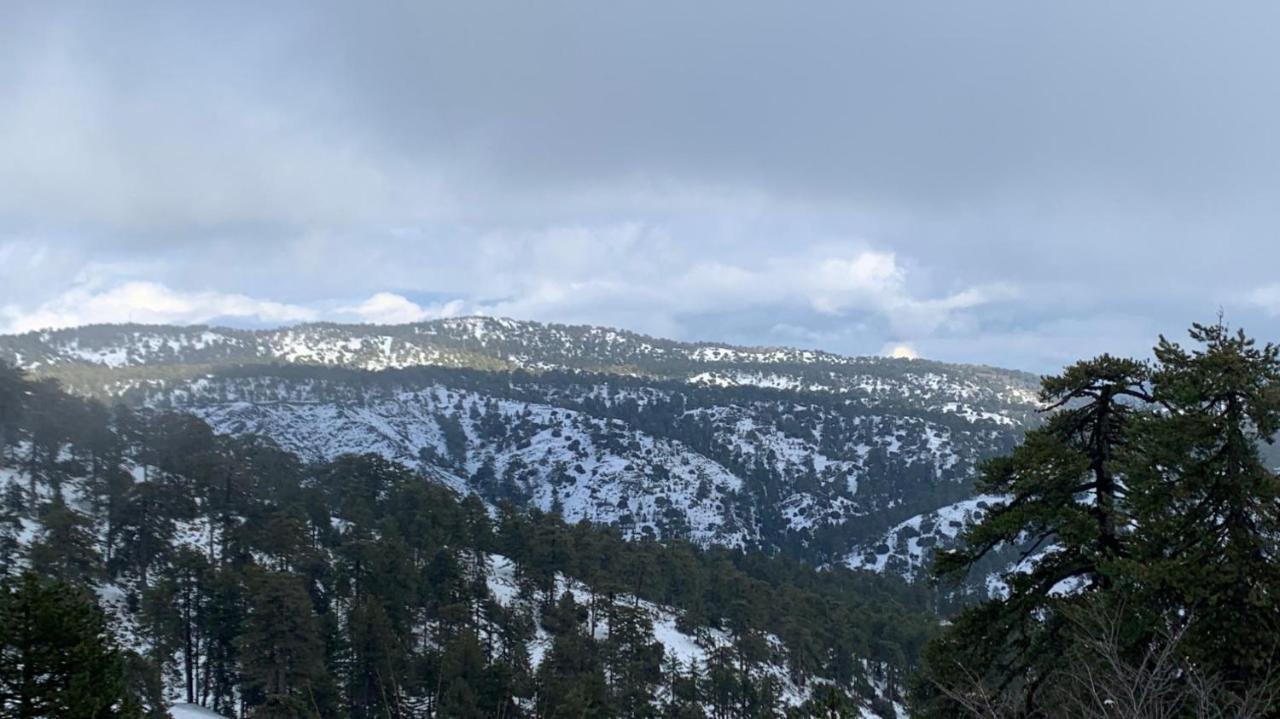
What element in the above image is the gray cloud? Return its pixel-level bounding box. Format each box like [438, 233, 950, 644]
[3, 0, 1280, 370]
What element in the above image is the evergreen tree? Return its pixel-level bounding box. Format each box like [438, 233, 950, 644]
[437, 630, 488, 719]
[660, 657, 704, 719]
[921, 355, 1150, 712]
[0, 364, 945, 717]
[0, 572, 141, 718]
[23, 378, 75, 474]
[916, 324, 1280, 715]
[29, 494, 102, 583]
[345, 596, 409, 719]
[1126, 322, 1280, 687]
[142, 548, 209, 705]
[115, 480, 178, 588]
[0, 362, 26, 469]
[603, 603, 663, 718]
[237, 569, 333, 718]
[538, 627, 611, 718]
[437, 411, 469, 468]
[200, 567, 245, 716]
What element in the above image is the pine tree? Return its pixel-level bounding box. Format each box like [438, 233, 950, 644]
[438, 411, 469, 468]
[0, 572, 141, 718]
[1126, 322, 1280, 686]
[237, 569, 332, 717]
[603, 603, 663, 718]
[0, 362, 26, 469]
[199, 567, 245, 716]
[29, 493, 103, 583]
[660, 657, 704, 719]
[115, 480, 178, 588]
[346, 597, 408, 719]
[437, 630, 488, 719]
[915, 324, 1280, 714]
[142, 548, 209, 705]
[917, 355, 1150, 713]
[0, 368, 952, 717]
[88, 465, 134, 567]
[24, 378, 74, 474]
[537, 627, 612, 718]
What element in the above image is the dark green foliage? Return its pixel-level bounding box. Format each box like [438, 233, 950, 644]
[0, 572, 141, 718]
[29, 493, 102, 583]
[921, 355, 1149, 711]
[916, 323, 1280, 716]
[237, 569, 334, 717]
[1125, 323, 1280, 687]
[537, 626, 610, 717]
[603, 603, 664, 718]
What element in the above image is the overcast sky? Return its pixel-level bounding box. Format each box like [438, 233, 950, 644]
[4, 1, 1280, 371]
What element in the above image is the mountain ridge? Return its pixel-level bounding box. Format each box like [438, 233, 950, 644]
[0, 317, 1041, 582]
[0, 316, 1041, 382]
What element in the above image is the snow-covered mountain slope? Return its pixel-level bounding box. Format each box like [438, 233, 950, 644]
[843, 495, 1008, 582]
[0, 318, 1042, 570]
[101, 366, 1023, 562]
[186, 384, 753, 547]
[0, 317, 1039, 413]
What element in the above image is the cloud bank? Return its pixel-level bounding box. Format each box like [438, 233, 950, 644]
[4, 1, 1280, 370]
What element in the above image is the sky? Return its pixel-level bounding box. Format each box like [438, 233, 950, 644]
[4, 1, 1280, 372]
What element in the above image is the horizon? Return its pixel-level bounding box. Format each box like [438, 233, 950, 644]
[1, 304, 1260, 378]
[0, 312, 1155, 376]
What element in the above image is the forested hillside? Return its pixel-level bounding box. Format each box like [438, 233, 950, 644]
[0, 363, 934, 717]
[0, 319, 1041, 402]
[7, 319, 1280, 718]
[0, 318, 1039, 586]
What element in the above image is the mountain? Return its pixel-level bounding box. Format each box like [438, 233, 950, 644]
[0, 368, 930, 716]
[1, 318, 1038, 391]
[0, 317, 1040, 573]
[841, 495, 1007, 582]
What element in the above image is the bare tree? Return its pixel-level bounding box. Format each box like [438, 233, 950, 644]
[930, 660, 1030, 719]
[934, 604, 1280, 719]
[1047, 605, 1279, 719]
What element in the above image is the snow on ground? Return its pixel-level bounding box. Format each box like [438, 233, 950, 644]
[938, 401, 1015, 426]
[180, 383, 753, 547]
[483, 552, 847, 711]
[845, 494, 1009, 580]
[984, 544, 1070, 600]
[2, 444, 904, 715]
[688, 370, 807, 391]
[169, 703, 228, 719]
